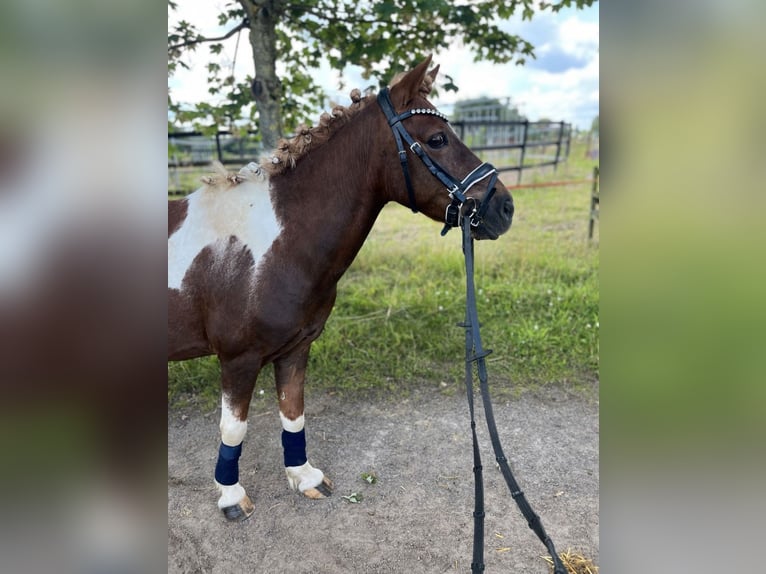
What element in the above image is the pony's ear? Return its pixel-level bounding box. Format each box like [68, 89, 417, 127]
[389, 55, 433, 110]
[427, 64, 440, 83]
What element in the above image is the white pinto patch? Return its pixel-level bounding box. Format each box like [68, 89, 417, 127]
[285, 462, 325, 493]
[220, 396, 247, 446]
[168, 163, 281, 290]
[279, 412, 305, 433]
[215, 481, 247, 509]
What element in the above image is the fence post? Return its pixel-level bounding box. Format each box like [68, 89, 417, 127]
[554, 121, 565, 171]
[518, 120, 529, 184]
[589, 165, 599, 240]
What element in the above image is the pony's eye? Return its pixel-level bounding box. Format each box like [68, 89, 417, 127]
[427, 132, 448, 149]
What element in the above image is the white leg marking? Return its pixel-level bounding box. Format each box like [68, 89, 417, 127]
[279, 411, 305, 433]
[216, 481, 248, 509]
[168, 175, 281, 290]
[285, 462, 325, 493]
[217, 398, 250, 510]
[220, 396, 247, 446]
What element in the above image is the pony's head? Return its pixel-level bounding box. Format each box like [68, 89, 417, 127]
[381, 56, 514, 240]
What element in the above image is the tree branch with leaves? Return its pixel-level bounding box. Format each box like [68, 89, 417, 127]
[168, 0, 596, 149]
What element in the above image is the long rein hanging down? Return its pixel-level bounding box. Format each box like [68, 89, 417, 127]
[460, 220, 567, 574]
[376, 87, 567, 574]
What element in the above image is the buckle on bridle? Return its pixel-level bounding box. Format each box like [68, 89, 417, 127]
[441, 199, 462, 236]
[461, 197, 481, 227]
[470, 210, 483, 227]
[445, 202, 461, 227]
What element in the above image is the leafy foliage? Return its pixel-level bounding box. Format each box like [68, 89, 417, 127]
[361, 471, 378, 484]
[168, 0, 595, 135]
[341, 492, 363, 503]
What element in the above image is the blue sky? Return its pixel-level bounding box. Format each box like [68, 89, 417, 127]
[169, 3, 598, 130]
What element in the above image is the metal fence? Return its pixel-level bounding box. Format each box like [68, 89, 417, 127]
[450, 120, 572, 183]
[168, 130, 266, 195]
[168, 119, 571, 194]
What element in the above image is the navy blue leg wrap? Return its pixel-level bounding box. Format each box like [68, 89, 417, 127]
[214, 442, 242, 486]
[281, 429, 307, 467]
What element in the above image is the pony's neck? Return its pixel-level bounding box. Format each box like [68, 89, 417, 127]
[269, 105, 388, 282]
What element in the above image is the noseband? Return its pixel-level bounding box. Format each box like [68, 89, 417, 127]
[377, 88, 499, 235]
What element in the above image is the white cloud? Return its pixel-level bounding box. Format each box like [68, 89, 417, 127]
[519, 54, 599, 127]
[429, 9, 599, 129]
[558, 16, 599, 60]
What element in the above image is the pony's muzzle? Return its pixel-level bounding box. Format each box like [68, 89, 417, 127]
[502, 197, 515, 223]
[469, 190, 513, 240]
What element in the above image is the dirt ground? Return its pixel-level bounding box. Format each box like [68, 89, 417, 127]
[168, 384, 598, 573]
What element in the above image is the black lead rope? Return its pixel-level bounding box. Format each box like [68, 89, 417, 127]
[461, 220, 567, 574]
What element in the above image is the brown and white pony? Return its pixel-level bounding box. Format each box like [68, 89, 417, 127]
[168, 57, 514, 520]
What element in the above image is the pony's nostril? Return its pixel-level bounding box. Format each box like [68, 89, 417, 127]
[502, 198, 514, 221]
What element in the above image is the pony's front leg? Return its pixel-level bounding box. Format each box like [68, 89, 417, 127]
[215, 354, 259, 521]
[275, 347, 333, 499]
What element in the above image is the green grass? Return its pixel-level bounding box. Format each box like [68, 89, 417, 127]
[168, 141, 599, 407]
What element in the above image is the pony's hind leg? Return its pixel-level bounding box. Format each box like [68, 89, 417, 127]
[274, 346, 333, 499]
[214, 353, 259, 521]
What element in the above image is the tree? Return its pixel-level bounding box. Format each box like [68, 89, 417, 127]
[168, 0, 595, 149]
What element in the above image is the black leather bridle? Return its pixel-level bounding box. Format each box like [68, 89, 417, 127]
[379, 87, 568, 574]
[376, 88, 499, 236]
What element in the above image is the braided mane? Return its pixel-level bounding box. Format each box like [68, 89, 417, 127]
[262, 71, 436, 176]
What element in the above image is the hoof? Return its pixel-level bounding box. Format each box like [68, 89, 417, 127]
[303, 476, 333, 499]
[221, 495, 254, 522]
